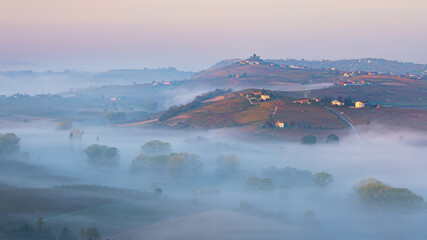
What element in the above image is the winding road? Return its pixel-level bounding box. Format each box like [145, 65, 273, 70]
[324, 106, 359, 136]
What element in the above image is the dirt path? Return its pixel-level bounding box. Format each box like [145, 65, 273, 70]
[323, 106, 359, 136]
[272, 105, 277, 117]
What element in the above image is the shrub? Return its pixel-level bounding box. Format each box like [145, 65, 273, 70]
[301, 135, 317, 145]
[83, 144, 119, 167]
[356, 178, 424, 209]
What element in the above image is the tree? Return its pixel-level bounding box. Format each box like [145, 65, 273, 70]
[83, 144, 119, 167]
[79, 228, 101, 240]
[0, 133, 20, 157]
[301, 135, 317, 145]
[56, 121, 73, 130]
[215, 154, 240, 176]
[356, 178, 424, 209]
[312, 172, 334, 186]
[167, 152, 203, 178]
[34, 216, 49, 234]
[325, 134, 339, 144]
[141, 140, 172, 155]
[245, 176, 274, 191]
[130, 154, 169, 173]
[69, 129, 84, 140]
[57, 227, 74, 240]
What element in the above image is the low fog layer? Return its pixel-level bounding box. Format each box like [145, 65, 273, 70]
[1, 120, 427, 239]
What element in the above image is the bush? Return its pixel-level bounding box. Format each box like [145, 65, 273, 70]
[312, 172, 334, 186]
[301, 135, 317, 145]
[141, 140, 172, 155]
[131, 154, 169, 173]
[167, 152, 203, 178]
[216, 154, 240, 176]
[356, 178, 424, 209]
[0, 133, 20, 157]
[262, 166, 313, 186]
[245, 176, 274, 191]
[83, 144, 119, 167]
[325, 134, 339, 144]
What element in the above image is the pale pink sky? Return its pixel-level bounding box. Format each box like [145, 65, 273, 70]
[1, 0, 426, 70]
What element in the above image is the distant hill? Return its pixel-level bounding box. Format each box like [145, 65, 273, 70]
[0, 68, 195, 95]
[268, 58, 427, 75]
[209, 58, 242, 69]
[91, 67, 195, 83]
[210, 57, 427, 75]
[193, 55, 342, 86]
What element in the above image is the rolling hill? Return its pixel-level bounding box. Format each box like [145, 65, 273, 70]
[156, 87, 427, 141]
[192, 55, 343, 87]
[210, 57, 427, 75]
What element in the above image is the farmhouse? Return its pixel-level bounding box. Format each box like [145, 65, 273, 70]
[355, 101, 366, 108]
[331, 100, 344, 106]
[275, 121, 285, 128]
[260, 94, 270, 101]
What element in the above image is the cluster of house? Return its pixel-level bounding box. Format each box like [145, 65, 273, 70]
[239, 54, 309, 70]
[292, 97, 320, 104]
[292, 97, 367, 108]
[152, 81, 171, 86]
[332, 99, 367, 108]
[244, 91, 270, 102]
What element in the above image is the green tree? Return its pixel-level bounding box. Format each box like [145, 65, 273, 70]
[356, 178, 424, 209]
[0, 133, 20, 157]
[167, 152, 203, 178]
[57, 227, 74, 240]
[312, 172, 334, 186]
[245, 176, 274, 191]
[34, 216, 49, 234]
[216, 154, 240, 176]
[83, 144, 119, 167]
[79, 228, 101, 240]
[130, 154, 169, 173]
[141, 140, 172, 155]
[301, 135, 317, 145]
[325, 134, 339, 144]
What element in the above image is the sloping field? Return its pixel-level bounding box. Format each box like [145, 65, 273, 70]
[192, 63, 341, 85]
[108, 209, 317, 240]
[311, 75, 427, 109]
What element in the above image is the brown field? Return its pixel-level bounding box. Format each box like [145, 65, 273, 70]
[164, 91, 350, 139]
[311, 75, 427, 109]
[192, 63, 342, 85]
[333, 107, 427, 131]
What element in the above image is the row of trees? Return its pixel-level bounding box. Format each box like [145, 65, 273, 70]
[301, 134, 339, 145]
[246, 171, 334, 191]
[2, 216, 101, 240]
[131, 152, 203, 178]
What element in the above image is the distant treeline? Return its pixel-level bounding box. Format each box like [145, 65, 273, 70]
[55, 184, 153, 199]
[159, 88, 232, 122]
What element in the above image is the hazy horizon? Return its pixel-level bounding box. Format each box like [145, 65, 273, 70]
[1, 0, 426, 71]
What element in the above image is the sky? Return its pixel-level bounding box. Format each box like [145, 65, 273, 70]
[0, 0, 426, 71]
